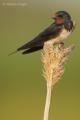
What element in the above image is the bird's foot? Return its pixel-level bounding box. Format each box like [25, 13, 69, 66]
[58, 42, 64, 50]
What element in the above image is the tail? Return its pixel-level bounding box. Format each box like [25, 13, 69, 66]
[8, 50, 18, 56]
[22, 46, 43, 54]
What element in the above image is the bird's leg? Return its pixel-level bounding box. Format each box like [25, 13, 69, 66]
[58, 42, 64, 50]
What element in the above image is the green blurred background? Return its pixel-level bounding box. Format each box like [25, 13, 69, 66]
[0, 0, 80, 120]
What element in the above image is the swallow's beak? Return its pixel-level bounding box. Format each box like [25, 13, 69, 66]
[52, 16, 56, 20]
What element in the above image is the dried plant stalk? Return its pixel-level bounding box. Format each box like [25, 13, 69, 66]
[42, 42, 74, 120]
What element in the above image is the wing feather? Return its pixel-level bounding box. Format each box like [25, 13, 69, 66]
[17, 23, 62, 51]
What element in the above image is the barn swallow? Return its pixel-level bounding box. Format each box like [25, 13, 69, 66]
[9, 11, 74, 55]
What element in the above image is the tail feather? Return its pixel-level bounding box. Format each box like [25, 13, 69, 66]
[17, 40, 36, 51]
[8, 50, 18, 56]
[22, 46, 43, 54]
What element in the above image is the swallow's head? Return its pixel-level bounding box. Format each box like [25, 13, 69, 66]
[53, 11, 71, 25]
[53, 11, 75, 31]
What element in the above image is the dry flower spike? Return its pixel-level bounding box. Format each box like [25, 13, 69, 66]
[42, 43, 75, 120]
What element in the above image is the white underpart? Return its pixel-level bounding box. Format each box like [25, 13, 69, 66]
[45, 28, 71, 45]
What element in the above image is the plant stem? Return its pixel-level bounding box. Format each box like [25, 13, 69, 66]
[43, 84, 52, 120]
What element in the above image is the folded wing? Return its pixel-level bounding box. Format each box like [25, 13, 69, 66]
[17, 23, 62, 54]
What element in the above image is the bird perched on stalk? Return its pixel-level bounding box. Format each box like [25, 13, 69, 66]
[9, 11, 75, 55]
